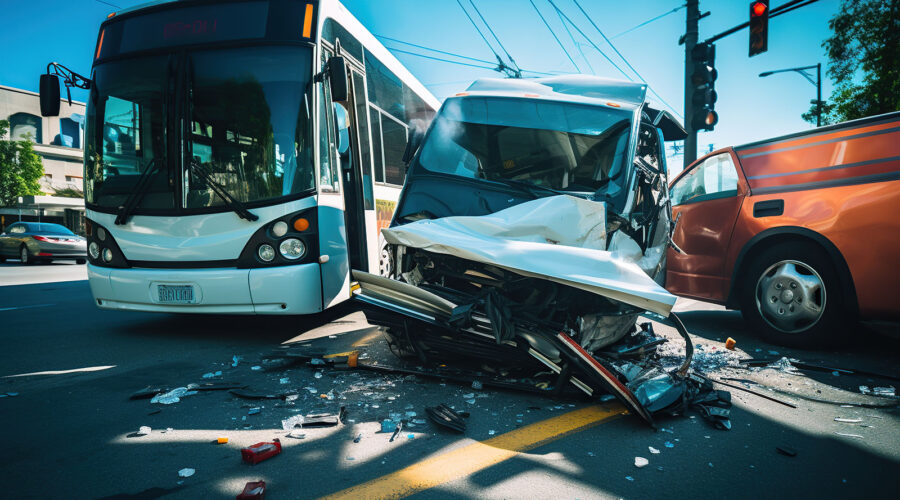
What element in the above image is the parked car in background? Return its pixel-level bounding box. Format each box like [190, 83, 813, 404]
[666, 111, 900, 347]
[0, 222, 87, 265]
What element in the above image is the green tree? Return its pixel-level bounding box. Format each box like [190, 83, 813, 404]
[805, 0, 900, 125]
[0, 120, 45, 206]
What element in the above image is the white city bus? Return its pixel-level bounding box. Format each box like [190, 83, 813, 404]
[42, 0, 438, 314]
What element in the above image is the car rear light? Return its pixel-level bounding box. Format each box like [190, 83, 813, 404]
[33, 235, 52, 242]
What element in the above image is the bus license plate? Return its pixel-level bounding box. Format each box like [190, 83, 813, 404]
[157, 285, 194, 304]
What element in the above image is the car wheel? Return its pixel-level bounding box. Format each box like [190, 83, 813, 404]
[379, 244, 394, 278]
[740, 241, 843, 347]
[76, 258, 86, 265]
[20, 245, 33, 265]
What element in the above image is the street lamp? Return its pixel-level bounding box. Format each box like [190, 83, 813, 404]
[759, 63, 822, 127]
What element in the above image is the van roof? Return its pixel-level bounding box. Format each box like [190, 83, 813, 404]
[463, 75, 648, 111]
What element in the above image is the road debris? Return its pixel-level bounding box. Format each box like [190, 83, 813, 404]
[834, 417, 862, 423]
[725, 337, 736, 350]
[241, 439, 282, 465]
[834, 432, 864, 439]
[177, 468, 195, 478]
[236, 481, 266, 499]
[635, 457, 649, 468]
[135, 426, 151, 436]
[151, 387, 197, 405]
[426, 404, 467, 432]
[216, 436, 228, 444]
[776, 446, 798, 457]
[649, 446, 660, 454]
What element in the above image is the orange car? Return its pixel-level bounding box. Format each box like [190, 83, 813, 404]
[666, 111, 900, 346]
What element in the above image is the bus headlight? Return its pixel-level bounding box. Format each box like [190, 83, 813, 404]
[97, 227, 107, 241]
[102, 248, 114, 262]
[89, 242, 100, 260]
[258, 244, 276, 262]
[279, 238, 306, 260]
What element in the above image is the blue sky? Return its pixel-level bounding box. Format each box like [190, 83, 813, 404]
[0, 0, 840, 173]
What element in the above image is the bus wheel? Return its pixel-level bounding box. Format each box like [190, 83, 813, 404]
[379, 245, 394, 278]
[739, 241, 843, 348]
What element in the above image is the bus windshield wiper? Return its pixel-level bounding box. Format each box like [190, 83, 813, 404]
[491, 178, 574, 198]
[115, 158, 161, 225]
[187, 160, 259, 222]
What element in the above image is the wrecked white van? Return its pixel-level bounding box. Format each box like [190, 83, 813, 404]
[353, 76, 728, 426]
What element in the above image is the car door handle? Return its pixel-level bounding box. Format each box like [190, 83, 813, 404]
[753, 199, 784, 218]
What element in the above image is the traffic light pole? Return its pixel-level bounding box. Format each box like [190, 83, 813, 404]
[684, 0, 700, 166]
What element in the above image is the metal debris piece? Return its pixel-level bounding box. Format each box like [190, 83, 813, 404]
[834, 432, 864, 439]
[834, 417, 862, 423]
[426, 404, 467, 432]
[635, 457, 649, 468]
[776, 446, 798, 457]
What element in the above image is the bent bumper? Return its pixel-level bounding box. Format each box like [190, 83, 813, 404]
[88, 263, 325, 314]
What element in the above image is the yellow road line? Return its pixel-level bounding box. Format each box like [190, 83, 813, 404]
[320, 403, 626, 500]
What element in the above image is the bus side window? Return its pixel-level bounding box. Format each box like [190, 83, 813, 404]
[318, 56, 340, 193]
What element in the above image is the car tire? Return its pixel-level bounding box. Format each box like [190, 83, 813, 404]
[20, 245, 33, 265]
[739, 241, 843, 348]
[76, 258, 86, 265]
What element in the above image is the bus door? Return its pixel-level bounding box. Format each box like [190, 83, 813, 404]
[332, 67, 370, 273]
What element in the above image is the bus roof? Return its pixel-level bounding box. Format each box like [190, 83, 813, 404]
[462, 75, 648, 111]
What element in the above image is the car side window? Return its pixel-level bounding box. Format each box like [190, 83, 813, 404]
[9, 224, 26, 234]
[671, 153, 739, 205]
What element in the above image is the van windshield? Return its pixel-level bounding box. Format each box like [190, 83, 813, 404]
[415, 96, 633, 201]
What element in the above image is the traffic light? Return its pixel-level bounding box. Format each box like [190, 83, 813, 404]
[690, 42, 718, 131]
[749, 0, 769, 57]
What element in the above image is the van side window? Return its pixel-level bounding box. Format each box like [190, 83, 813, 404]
[671, 153, 738, 205]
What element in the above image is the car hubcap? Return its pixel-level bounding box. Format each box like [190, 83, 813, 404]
[755, 260, 825, 333]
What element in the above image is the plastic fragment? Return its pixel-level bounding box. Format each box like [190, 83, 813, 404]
[724, 337, 736, 350]
[135, 426, 151, 436]
[251, 366, 262, 371]
[664, 441, 674, 448]
[236, 480, 266, 499]
[832, 371, 840, 376]
[834, 417, 862, 423]
[310, 358, 325, 365]
[634, 457, 649, 468]
[232, 355, 241, 367]
[279, 377, 290, 384]
[407, 433, 415, 440]
[248, 407, 261, 415]
[287, 429, 306, 439]
[776, 446, 797, 457]
[353, 433, 362, 443]
[471, 381, 483, 390]
[346, 456, 355, 461]
[625, 476, 634, 481]
[178, 468, 195, 478]
[151, 387, 194, 405]
[488, 430, 496, 435]
[216, 436, 228, 444]
[241, 439, 282, 464]
[834, 432, 864, 439]
[873, 386, 895, 397]
[314, 372, 323, 379]
[649, 446, 660, 454]
[281, 415, 305, 430]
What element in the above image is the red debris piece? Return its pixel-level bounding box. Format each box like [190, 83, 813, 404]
[240, 439, 282, 465]
[236, 480, 266, 499]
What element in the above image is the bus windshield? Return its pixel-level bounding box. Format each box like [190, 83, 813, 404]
[85, 46, 315, 212]
[415, 96, 633, 201]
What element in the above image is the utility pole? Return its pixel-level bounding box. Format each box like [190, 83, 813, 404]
[683, 0, 700, 166]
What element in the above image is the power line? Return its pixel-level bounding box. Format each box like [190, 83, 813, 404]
[613, 4, 686, 39]
[555, 6, 596, 75]
[375, 34, 495, 66]
[529, 0, 581, 73]
[468, 0, 521, 74]
[94, 0, 122, 9]
[546, 0, 632, 81]
[570, 0, 684, 119]
[456, 1, 504, 64]
[383, 47, 497, 71]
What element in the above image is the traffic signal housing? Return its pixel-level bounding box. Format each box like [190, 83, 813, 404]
[690, 42, 718, 132]
[749, 0, 769, 57]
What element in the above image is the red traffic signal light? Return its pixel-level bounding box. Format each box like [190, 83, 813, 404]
[751, 1, 767, 17]
[749, 0, 769, 57]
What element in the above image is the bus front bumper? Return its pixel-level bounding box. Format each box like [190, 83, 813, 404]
[87, 263, 324, 315]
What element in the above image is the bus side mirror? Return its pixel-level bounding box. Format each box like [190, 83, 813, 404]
[328, 57, 348, 102]
[40, 74, 61, 117]
[402, 128, 424, 165]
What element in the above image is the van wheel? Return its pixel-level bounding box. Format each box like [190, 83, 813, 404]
[739, 241, 843, 348]
[20, 245, 33, 265]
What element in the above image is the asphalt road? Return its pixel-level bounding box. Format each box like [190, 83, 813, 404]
[1, 263, 898, 499]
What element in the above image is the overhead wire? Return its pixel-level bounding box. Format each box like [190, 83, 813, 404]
[375, 34, 496, 66]
[568, 0, 684, 120]
[529, 0, 581, 73]
[546, 0, 632, 81]
[613, 4, 686, 39]
[382, 47, 497, 71]
[456, 0, 507, 68]
[468, 0, 522, 74]
[94, 0, 122, 9]
[554, 4, 595, 75]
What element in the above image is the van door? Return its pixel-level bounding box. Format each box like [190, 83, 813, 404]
[666, 151, 746, 302]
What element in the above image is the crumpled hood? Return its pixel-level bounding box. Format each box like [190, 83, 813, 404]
[382, 195, 677, 316]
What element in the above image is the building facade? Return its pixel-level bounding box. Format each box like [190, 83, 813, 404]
[0, 85, 86, 233]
